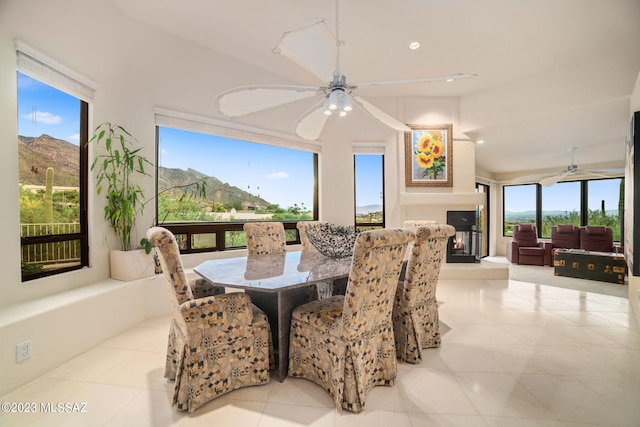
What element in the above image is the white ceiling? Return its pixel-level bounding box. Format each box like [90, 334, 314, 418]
[110, 0, 640, 181]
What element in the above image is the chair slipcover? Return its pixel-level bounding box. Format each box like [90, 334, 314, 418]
[148, 227, 272, 413]
[402, 220, 438, 228]
[288, 228, 414, 412]
[297, 220, 337, 299]
[392, 224, 455, 363]
[402, 219, 440, 259]
[244, 222, 287, 255]
[296, 220, 327, 251]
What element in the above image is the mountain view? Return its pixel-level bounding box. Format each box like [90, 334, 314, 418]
[356, 204, 383, 215]
[505, 209, 619, 221]
[18, 134, 270, 207]
[19, 135, 79, 187]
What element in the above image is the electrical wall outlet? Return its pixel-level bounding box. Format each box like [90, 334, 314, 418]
[16, 340, 31, 363]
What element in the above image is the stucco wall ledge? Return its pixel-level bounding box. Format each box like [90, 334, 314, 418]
[399, 192, 484, 206]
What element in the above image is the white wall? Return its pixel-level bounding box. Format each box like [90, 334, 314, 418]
[0, 0, 483, 394]
[0, 0, 300, 307]
[491, 68, 640, 327]
[396, 97, 485, 226]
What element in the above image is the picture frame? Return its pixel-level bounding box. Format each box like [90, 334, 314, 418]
[404, 124, 453, 187]
[624, 111, 640, 275]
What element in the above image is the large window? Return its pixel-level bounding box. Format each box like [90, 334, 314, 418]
[17, 47, 91, 281]
[588, 178, 623, 239]
[503, 184, 536, 236]
[354, 153, 385, 231]
[503, 178, 624, 241]
[156, 125, 317, 252]
[541, 181, 580, 237]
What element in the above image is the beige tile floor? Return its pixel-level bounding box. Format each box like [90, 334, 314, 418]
[2, 277, 640, 427]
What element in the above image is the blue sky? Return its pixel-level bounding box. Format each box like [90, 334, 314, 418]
[355, 154, 383, 207]
[159, 127, 317, 209]
[16, 71, 319, 209]
[17, 72, 81, 144]
[160, 128, 387, 209]
[20, 70, 618, 213]
[505, 179, 622, 212]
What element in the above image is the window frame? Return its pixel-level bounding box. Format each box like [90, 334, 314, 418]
[20, 107, 89, 278]
[476, 182, 490, 258]
[503, 177, 624, 241]
[353, 152, 385, 231]
[154, 113, 320, 254]
[16, 43, 92, 281]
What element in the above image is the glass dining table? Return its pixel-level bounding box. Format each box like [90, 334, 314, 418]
[194, 250, 352, 382]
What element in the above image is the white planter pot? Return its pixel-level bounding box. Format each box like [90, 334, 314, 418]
[109, 249, 156, 281]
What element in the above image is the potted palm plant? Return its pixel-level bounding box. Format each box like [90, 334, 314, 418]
[90, 122, 155, 281]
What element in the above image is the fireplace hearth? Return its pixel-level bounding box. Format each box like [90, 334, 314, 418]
[446, 210, 480, 263]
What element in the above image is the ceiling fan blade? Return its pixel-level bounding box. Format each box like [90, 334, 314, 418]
[540, 171, 570, 186]
[357, 73, 477, 89]
[215, 85, 320, 117]
[294, 100, 329, 140]
[511, 173, 549, 184]
[273, 20, 336, 83]
[579, 169, 622, 179]
[352, 95, 411, 132]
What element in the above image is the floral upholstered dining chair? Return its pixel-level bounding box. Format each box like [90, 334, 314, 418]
[296, 220, 337, 299]
[147, 227, 273, 413]
[244, 221, 287, 255]
[402, 219, 439, 252]
[288, 228, 414, 412]
[296, 220, 327, 251]
[392, 224, 455, 363]
[402, 219, 438, 228]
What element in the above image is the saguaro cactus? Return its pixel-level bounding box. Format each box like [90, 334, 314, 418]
[44, 166, 54, 223]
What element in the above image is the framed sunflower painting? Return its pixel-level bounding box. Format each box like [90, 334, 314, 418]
[404, 124, 453, 187]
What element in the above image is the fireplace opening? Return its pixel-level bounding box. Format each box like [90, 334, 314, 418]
[446, 210, 481, 263]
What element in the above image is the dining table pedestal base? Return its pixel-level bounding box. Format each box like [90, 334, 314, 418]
[246, 287, 311, 382]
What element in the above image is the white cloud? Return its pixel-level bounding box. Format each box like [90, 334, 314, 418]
[68, 133, 80, 143]
[21, 111, 62, 125]
[267, 171, 289, 179]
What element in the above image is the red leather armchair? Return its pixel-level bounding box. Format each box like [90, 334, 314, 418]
[506, 223, 552, 266]
[551, 224, 580, 251]
[579, 226, 623, 253]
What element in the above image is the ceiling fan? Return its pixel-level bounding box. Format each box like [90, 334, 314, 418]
[213, 0, 476, 141]
[511, 147, 619, 186]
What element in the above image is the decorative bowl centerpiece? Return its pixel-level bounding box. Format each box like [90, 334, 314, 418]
[305, 223, 358, 258]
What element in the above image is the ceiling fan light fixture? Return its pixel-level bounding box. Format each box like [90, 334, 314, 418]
[341, 93, 353, 112]
[322, 96, 333, 115]
[213, 0, 477, 141]
[327, 90, 339, 110]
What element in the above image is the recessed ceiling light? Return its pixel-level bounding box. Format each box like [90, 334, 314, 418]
[408, 41, 421, 50]
[476, 140, 485, 144]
